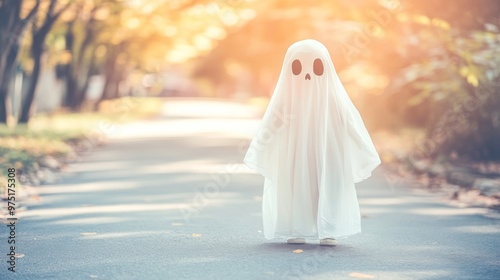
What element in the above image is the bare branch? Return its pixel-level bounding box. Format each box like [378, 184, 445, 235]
[20, 0, 41, 28]
[54, 0, 73, 19]
[47, 0, 57, 16]
[36, 0, 72, 39]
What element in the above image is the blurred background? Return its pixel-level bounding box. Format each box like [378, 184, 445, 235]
[1, 0, 500, 183]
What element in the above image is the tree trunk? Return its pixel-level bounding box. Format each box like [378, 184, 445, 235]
[0, 79, 9, 123]
[110, 66, 126, 100]
[0, 22, 12, 123]
[64, 15, 95, 111]
[63, 22, 76, 108]
[73, 46, 97, 110]
[0, 43, 20, 123]
[18, 0, 67, 123]
[94, 48, 119, 111]
[0, 0, 40, 124]
[18, 48, 42, 123]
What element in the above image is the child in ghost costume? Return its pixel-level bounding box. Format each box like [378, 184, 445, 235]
[244, 39, 381, 245]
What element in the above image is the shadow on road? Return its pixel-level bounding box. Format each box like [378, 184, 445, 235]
[8, 99, 500, 280]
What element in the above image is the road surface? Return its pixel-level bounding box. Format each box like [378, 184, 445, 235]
[2, 99, 500, 279]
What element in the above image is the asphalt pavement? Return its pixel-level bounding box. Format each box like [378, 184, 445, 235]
[2, 99, 500, 280]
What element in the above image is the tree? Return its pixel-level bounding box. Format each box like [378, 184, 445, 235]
[0, 0, 40, 124]
[93, 0, 213, 109]
[62, 0, 106, 110]
[18, 0, 71, 123]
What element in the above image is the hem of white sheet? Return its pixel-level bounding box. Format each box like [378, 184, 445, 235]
[265, 230, 361, 240]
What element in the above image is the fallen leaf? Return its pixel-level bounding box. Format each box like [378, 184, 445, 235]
[80, 232, 97, 236]
[192, 233, 202, 237]
[349, 272, 375, 279]
[15, 253, 25, 258]
[171, 222, 183, 226]
[293, 249, 303, 254]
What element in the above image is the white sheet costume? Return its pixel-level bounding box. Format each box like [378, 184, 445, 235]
[244, 39, 381, 240]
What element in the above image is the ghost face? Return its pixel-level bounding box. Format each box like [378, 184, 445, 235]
[281, 40, 332, 102]
[279, 40, 333, 116]
[281, 40, 331, 99]
[291, 57, 324, 81]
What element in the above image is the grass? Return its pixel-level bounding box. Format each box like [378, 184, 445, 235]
[0, 97, 164, 182]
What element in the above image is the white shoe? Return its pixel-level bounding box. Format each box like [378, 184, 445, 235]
[319, 238, 336, 246]
[287, 238, 306, 244]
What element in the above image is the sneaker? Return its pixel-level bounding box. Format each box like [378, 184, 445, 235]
[287, 238, 306, 244]
[319, 238, 336, 246]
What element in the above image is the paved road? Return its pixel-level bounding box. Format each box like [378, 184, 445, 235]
[3, 99, 500, 279]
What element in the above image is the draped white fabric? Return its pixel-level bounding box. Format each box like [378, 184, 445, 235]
[244, 39, 381, 240]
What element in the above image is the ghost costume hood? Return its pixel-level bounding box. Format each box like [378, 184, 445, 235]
[244, 39, 381, 239]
